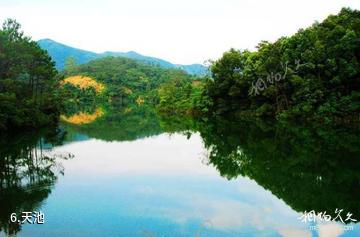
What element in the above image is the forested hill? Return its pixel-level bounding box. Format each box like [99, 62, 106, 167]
[61, 56, 197, 108]
[201, 7, 360, 123]
[37, 39, 207, 76]
[154, 8, 360, 123]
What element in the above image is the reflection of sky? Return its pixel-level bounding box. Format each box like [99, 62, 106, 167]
[19, 133, 360, 237]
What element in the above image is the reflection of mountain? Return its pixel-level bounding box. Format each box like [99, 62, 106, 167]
[62, 105, 164, 142]
[0, 129, 71, 235]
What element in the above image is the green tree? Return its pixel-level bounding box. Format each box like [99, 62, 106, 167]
[0, 19, 60, 131]
[64, 56, 77, 73]
[201, 8, 360, 122]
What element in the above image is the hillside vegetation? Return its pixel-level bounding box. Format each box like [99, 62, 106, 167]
[204, 8, 360, 122]
[61, 56, 197, 107]
[62, 75, 105, 93]
[158, 8, 360, 124]
[2, 8, 359, 133]
[0, 19, 60, 131]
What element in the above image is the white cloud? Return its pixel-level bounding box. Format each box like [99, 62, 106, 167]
[318, 223, 344, 237]
[50, 133, 217, 176]
[278, 227, 311, 237]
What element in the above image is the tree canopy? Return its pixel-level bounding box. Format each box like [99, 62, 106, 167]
[0, 19, 60, 131]
[160, 8, 360, 123]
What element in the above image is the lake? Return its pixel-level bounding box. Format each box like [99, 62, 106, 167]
[0, 105, 359, 237]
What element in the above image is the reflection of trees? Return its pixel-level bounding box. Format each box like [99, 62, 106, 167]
[62, 105, 164, 142]
[196, 118, 360, 222]
[61, 108, 104, 125]
[60, 102, 360, 222]
[0, 129, 71, 235]
[159, 114, 360, 222]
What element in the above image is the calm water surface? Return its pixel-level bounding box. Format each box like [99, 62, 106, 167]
[1, 107, 359, 237]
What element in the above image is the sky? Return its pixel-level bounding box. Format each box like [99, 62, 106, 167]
[0, 0, 359, 65]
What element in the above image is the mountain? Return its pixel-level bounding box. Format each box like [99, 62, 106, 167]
[37, 39, 98, 67]
[37, 39, 207, 76]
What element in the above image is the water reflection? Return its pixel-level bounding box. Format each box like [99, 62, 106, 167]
[0, 129, 72, 236]
[61, 105, 163, 142]
[60, 107, 104, 125]
[1, 104, 359, 236]
[193, 117, 360, 221]
[36, 133, 313, 236]
[62, 105, 360, 225]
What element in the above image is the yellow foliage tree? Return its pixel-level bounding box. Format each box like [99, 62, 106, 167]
[62, 75, 105, 93]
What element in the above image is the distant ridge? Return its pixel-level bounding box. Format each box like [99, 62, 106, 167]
[37, 39, 207, 76]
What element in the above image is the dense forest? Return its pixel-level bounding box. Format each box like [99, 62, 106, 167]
[0, 17, 203, 133]
[60, 56, 199, 113]
[0, 8, 359, 234]
[0, 19, 60, 131]
[1, 7, 359, 133]
[158, 8, 360, 123]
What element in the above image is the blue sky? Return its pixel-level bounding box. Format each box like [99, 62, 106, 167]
[0, 0, 359, 64]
